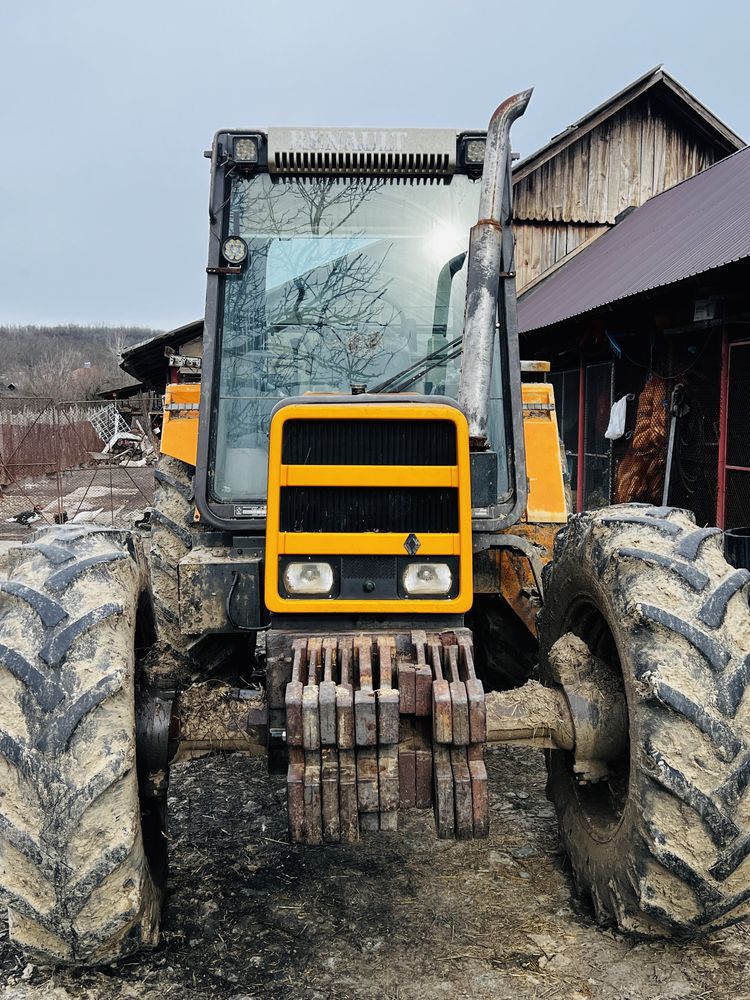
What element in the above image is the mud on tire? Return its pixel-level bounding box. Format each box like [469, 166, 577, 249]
[539, 503, 750, 936]
[149, 454, 201, 657]
[0, 526, 163, 963]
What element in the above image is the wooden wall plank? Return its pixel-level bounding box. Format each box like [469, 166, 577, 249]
[623, 109, 641, 213]
[513, 96, 731, 238]
[606, 114, 623, 223]
[640, 98, 656, 203]
[515, 221, 611, 291]
[652, 116, 667, 196]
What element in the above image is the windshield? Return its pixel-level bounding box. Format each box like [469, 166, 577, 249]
[212, 172, 481, 500]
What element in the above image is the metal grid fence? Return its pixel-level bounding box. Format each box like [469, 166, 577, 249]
[0, 396, 155, 537]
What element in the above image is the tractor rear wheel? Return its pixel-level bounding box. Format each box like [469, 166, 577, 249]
[148, 454, 201, 658]
[0, 526, 164, 963]
[146, 454, 249, 684]
[539, 503, 750, 937]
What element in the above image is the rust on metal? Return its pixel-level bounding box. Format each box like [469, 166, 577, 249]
[450, 746, 474, 840]
[443, 641, 469, 746]
[433, 744, 455, 839]
[282, 628, 491, 843]
[376, 635, 399, 744]
[354, 636, 377, 747]
[285, 638, 306, 747]
[321, 746, 340, 842]
[495, 522, 559, 637]
[468, 744, 490, 838]
[399, 751, 416, 808]
[303, 748, 323, 845]
[397, 654, 416, 715]
[428, 638, 452, 745]
[338, 747, 359, 842]
[319, 637, 338, 746]
[336, 636, 355, 750]
[302, 637, 322, 751]
[378, 743, 399, 830]
[457, 634, 486, 744]
[412, 630, 432, 716]
[356, 746, 379, 815]
[287, 746, 305, 843]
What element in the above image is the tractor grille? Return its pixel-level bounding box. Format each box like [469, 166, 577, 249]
[282, 419, 456, 466]
[267, 402, 469, 610]
[280, 486, 458, 533]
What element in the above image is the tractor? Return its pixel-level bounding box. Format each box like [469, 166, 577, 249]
[2, 90, 750, 965]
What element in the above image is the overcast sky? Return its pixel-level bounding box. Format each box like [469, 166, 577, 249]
[1, 0, 748, 330]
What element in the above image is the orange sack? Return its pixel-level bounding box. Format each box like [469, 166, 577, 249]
[614, 374, 670, 504]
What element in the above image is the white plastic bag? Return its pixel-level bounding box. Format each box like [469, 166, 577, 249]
[605, 395, 629, 441]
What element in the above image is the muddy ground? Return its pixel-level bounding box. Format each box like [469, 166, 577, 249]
[2, 745, 750, 1000]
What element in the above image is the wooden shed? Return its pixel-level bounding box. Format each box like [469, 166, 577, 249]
[517, 145, 750, 529]
[513, 66, 744, 292]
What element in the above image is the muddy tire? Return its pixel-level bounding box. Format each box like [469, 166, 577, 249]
[539, 503, 750, 936]
[146, 455, 245, 684]
[0, 526, 164, 963]
[148, 455, 200, 656]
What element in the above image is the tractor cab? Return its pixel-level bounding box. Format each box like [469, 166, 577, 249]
[195, 118, 528, 531]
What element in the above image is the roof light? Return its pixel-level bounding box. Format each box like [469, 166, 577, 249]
[232, 135, 259, 164]
[221, 236, 248, 264]
[463, 138, 486, 165]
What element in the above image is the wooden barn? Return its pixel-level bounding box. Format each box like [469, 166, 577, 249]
[512, 66, 744, 292]
[518, 145, 750, 531]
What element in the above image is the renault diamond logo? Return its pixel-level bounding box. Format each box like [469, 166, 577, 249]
[404, 533, 421, 556]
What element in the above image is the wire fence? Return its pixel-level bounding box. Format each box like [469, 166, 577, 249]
[0, 396, 156, 538]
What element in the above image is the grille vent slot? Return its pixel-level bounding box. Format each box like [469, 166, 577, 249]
[280, 486, 458, 533]
[282, 419, 456, 466]
[273, 150, 451, 176]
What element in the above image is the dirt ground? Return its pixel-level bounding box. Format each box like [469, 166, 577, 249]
[2, 746, 750, 1000]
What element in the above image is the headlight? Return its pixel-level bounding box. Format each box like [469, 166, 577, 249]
[284, 561, 334, 595]
[402, 562, 452, 596]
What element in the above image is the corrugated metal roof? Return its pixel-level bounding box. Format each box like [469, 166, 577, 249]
[518, 144, 750, 333]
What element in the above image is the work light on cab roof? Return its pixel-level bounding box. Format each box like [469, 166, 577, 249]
[232, 134, 259, 164]
[462, 136, 486, 166]
[221, 235, 248, 265]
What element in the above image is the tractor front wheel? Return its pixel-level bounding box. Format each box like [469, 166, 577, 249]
[0, 526, 165, 963]
[539, 503, 750, 937]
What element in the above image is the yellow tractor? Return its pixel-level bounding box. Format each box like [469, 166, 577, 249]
[3, 91, 750, 964]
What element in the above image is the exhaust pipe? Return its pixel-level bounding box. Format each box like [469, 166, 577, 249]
[458, 88, 532, 447]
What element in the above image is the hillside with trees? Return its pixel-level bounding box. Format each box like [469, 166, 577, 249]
[0, 324, 163, 399]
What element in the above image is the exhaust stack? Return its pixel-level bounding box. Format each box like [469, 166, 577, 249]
[458, 89, 532, 447]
